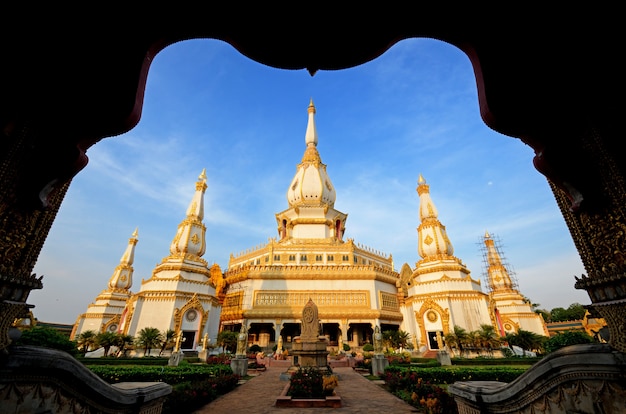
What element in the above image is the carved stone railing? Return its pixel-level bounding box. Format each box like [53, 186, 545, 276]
[0, 345, 172, 414]
[448, 343, 626, 414]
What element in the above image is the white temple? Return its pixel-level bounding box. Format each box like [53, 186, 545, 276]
[72, 100, 547, 355]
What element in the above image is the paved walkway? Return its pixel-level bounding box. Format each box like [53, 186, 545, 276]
[192, 366, 419, 414]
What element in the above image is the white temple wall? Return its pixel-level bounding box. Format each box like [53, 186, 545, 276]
[448, 297, 491, 332]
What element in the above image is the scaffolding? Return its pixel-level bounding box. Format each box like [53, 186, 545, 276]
[478, 232, 520, 294]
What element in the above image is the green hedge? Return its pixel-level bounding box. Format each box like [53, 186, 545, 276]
[162, 374, 240, 413]
[384, 365, 527, 384]
[451, 357, 541, 366]
[87, 364, 233, 384]
[78, 357, 170, 366]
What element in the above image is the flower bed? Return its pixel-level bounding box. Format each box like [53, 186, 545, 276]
[275, 366, 341, 408]
[275, 383, 341, 408]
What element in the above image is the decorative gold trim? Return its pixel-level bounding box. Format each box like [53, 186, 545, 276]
[174, 293, 209, 335]
[253, 290, 370, 308]
[426, 310, 438, 322]
[415, 298, 450, 347]
[379, 291, 400, 311]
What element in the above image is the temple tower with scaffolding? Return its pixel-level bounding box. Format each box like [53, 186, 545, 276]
[480, 231, 549, 337]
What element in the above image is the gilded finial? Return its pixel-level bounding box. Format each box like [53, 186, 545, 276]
[418, 174, 426, 185]
[132, 228, 138, 238]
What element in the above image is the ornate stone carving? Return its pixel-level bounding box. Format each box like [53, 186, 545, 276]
[547, 126, 626, 352]
[300, 298, 319, 341]
[449, 343, 626, 414]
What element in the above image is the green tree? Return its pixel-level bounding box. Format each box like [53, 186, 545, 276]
[217, 330, 238, 353]
[544, 330, 595, 354]
[159, 329, 176, 356]
[550, 303, 586, 322]
[505, 329, 545, 356]
[474, 324, 501, 356]
[444, 325, 469, 357]
[535, 308, 551, 323]
[15, 326, 79, 356]
[382, 330, 411, 351]
[135, 327, 163, 356]
[96, 331, 118, 357]
[466, 330, 481, 352]
[113, 334, 133, 357]
[76, 330, 98, 355]
[565, 303, 587, 320]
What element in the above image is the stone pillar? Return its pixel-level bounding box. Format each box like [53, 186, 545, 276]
[339, 319, 347, 352]
[274, 319, 282, 351]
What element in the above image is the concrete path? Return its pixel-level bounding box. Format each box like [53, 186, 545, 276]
[192, 366, 419, 414]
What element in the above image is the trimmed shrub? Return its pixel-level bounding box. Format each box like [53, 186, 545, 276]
[249, 344, 262, 353]
[162, 373, 240, 413]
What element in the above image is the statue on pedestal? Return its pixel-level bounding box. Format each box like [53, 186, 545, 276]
[174, 331, 183, 352]
[374, 325, 383, 354]
[236, 325, 247, 357]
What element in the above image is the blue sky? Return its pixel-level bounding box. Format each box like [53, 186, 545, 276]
[30, 38, 590, 324]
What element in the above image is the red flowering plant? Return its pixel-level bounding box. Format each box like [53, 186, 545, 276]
[383, 370, 457, 414]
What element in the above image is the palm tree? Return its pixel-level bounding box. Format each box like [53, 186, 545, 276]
[382, 330, 411, 351]
[476, 324, 501, 356]
[508, 329, 545, 356]
[95, 331, 118, 357]
[159, 329, 176, 356]
[76, 330, 97, 355]
[135, 327, 163, 356]
[444, 325, 469, 357]
[503, 331, 517, 355]
[114, 334, 134, 357]
[217, 330, 238, 353]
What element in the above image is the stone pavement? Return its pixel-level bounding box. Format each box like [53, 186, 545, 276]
[192, 366, 419, 414]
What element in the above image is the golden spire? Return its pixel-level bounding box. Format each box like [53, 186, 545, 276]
[302, 99, 320, 163]
[286, 100, 336, 207]
[108, 228, 138, 291]
[168, 169, 208, 262]
[416, 175, 454, 259]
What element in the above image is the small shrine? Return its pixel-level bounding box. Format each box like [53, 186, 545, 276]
[281, 299, 330, 379]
